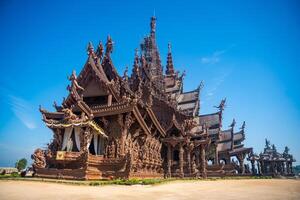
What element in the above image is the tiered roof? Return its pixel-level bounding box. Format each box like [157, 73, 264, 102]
[217, 120, 252, 155]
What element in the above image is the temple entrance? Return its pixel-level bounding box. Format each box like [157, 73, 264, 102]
[70, 130, 79, 152]
[88, 133, 106, 156]
[89, 137, 96, 155]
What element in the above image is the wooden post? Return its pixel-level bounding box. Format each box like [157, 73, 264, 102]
[187, 148, 191, 175]
[257, 161, 262, 175]
[167, 144, 172, 178]
[179, 143, 184, 178]
[107, 94, 112, 106]
[200, 145, 207, 178]
[250, 160, 256, 175]
[214, 144, 219, 165]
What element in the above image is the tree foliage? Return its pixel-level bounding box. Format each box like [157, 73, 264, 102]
[15, 158, 27, 171]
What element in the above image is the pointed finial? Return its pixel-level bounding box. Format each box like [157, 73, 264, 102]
[198, 80, 204, 91]
[265, 138, 270, 149]
[230, 118, 236, 128]
[123, 66, 128, 79]
[240, 121, 246, 130]
[150, 16, 156, 36]
[168, 42, 171, 53]
[87, 42, 94, 55]
[105, 35, 114, 56]
[96, 41, 104, 59]
[135, 48, 139, 58]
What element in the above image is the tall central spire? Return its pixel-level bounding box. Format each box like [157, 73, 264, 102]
[138, 16, 165, 98]
[150, 16, 156, 38]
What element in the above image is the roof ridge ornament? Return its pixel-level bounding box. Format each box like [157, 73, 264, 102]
[96, 41, 104, 61]
[229, 118, 236, 128]
[87, 42, 94, 56]
[240, 121, 246, 130]
[105, 35, 114, 57]
[198, 80, 204, 91]
[215, 98, 226, 111]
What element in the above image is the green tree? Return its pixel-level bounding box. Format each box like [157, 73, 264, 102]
[15, 158, 27, 171]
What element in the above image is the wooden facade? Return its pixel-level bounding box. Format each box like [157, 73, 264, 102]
[33, 17, 259, 180]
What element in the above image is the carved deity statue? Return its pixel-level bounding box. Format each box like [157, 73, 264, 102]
[62, 108, 78, 122]
[66, 137, 73, 152]
[31, 148, 46, 169]
[284, 146, 290, 155]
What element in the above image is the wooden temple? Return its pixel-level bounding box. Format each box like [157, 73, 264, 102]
[248, 139, 296, 176]
[33, 17, 256, 180]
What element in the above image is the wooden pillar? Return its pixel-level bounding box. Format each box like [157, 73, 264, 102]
[250, 160, 256, 175]
[290, 162, 293, 174]
[257, 161, 262, 175]
[107, 94, 112, 106]
[214, 144, 219, 165]
[187, 148, 191, 175]
[179, 143, 184, 178]
[167, 144, 172, 177]
[200, 145, 207, 178]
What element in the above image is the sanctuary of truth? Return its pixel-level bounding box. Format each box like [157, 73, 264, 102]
[33, 17, 295, 179]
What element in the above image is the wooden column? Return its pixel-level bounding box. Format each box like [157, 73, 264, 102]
[107, 94, 112, 106]
[167, 144, 172, 177]
[200, 145, 207, 178]
[179, 143, 184, 178]
[257, 161, 262, 175]
[250, 160, 256, 175]
[290, 162, 293, 174]
[186, 148, 191, 175]
[214, 144, 219, 165]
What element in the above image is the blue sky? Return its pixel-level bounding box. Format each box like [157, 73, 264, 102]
[0, 0, 299, 166]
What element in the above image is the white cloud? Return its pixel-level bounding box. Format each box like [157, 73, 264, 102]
[204, 72, 230, 99]
[201, 50, 225, 64]
[8, 95, 37, 130]
[201, 45, 235, 65]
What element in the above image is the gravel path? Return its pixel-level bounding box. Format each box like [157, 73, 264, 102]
[0, 179, 300, 200]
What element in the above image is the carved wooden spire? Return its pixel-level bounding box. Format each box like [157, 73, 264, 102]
[150, 16, 156, 38]
[105, 35, 114, 57]
[240, 121, 246, 131]
[87, 42, 94, 56]
[96, 41, 104, 60]
[131, 48, 140, 79]
[229, 118, 236, 128]
[166, 43, 175, 75]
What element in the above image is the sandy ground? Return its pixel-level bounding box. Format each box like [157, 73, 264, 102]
[0, 179, 300, 200]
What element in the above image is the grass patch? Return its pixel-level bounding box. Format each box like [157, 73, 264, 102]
[0, 175, 274, 186]
[0, 173, 20, 179]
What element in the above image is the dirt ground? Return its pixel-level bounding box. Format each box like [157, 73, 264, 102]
[0, 179, 300, 200]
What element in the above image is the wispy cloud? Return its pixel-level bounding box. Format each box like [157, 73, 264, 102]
[7, 95, 37, 130]
[205, 72, 230, 99]
[201, 44, 235, 65]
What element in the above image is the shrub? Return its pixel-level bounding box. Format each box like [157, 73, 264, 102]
[15, 158, 27, 171]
